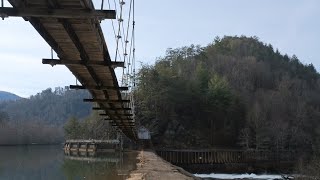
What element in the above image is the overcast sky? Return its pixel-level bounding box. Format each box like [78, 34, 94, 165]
[0, 0, 319, 97]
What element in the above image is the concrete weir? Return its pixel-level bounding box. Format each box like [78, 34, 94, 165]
[127, 150, 200, 180]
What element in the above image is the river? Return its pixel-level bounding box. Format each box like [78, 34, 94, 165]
[0, 145, 137, 180]
[0, 146, 294, 180]
[194, 173, 290, 180]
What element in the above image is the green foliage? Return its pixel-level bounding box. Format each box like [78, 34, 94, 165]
[64, 117, 82, 139]
[195, 62, 210, 92]
[135, 36, 320, 151]
[135, 39, 244, 148]
[63, 111, 116, 140]
[207, 74, 232, 109]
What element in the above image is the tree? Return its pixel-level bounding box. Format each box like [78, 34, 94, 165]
[64, 117, 82, 139]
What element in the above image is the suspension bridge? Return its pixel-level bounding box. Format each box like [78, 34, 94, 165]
[1, 0, 137, 140]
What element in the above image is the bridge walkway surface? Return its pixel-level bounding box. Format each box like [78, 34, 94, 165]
[3, 0, 137, 140]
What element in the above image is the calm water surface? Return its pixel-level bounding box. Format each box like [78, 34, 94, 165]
[0, 145, 137, 180]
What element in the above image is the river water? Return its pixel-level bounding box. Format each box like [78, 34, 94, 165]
[194, 173, 288, 180]
[0, 145, 292, 180]
[0, 145, 137, 180]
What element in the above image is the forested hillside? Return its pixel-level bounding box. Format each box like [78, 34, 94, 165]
[135, 36, 320, 153]
[0, 87, 92, 144]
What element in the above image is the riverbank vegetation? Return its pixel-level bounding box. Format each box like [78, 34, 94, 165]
[63, 112, 116, 140]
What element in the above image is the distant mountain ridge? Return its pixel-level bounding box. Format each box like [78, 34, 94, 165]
[0, 87, 92, 125]
[0, 87, 92, 144]
[0, 91, 21, 101]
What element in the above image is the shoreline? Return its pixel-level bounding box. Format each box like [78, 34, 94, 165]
[127, 150, 200, 180]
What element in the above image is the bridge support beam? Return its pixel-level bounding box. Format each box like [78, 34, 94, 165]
[0, 7, 116, 20]
[112, 125, 135, 128]
[71, 85, 128, 91]
[93, 107, 131, 111]
[104, 118, 133, 121]
[83, 98, 130, 103]
[42, 59, 124, 68]
[99, 113, 133, 116]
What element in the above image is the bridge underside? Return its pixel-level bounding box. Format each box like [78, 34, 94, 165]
[6, 0, 137, 140]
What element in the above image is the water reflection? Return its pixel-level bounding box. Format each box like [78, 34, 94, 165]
[63, 150, 136, 180]
[0, 145, 137, 180]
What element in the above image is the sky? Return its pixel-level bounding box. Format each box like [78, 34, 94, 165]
[0, 0, 319, 97]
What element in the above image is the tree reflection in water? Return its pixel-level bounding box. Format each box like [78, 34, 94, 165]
[0, 146, 137, 180]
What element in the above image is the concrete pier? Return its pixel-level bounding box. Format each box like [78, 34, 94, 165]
[64, 139, 121, 153]
[127, 150, 200, 180]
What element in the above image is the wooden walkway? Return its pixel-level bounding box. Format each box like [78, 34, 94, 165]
[3, 0, 136, 140]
